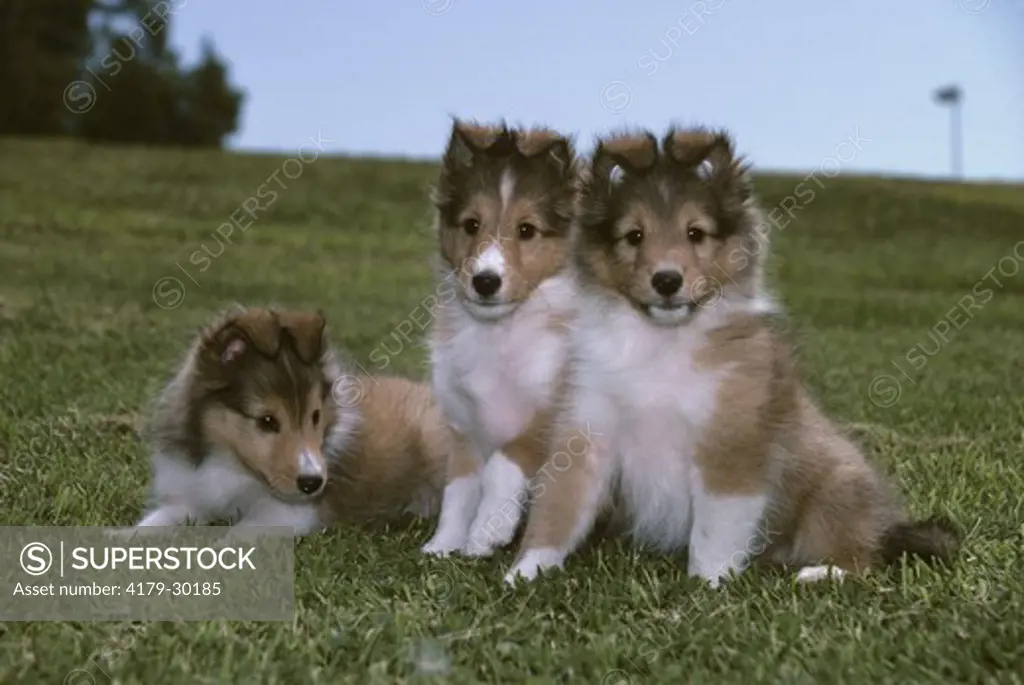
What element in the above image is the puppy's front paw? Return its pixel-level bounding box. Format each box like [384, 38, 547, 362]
[503, 547, 565, 586]
[795, 565, 846, 583]
[461, 538, 496, 558]
[461, 524, 512, 558]
[421, 533, 465, 557]
[687, 557, 741, 589]
[703, 575, 723, 590]
[688, 569, 734, 590]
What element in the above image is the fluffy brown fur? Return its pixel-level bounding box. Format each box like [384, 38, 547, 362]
[321, 375, 449, 524]
[434, 118, 577, 308]
[146, 306, 334, 498]
[140, 306, 450, 531]
[421, 119, 580, 557]
[575, 127, 762, 314]
[694, 315, 959, 573]
[507, 128, 958, 584]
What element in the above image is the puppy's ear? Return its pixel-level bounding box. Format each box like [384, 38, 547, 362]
[665, 128, 753, 202]
[435, 118, 508, 216]
[442, 119, 476, 172]
[201, 308, 279, 362]
[218, 336, 248, 364]
[591, 131, 659, 191]
[227, 309, 281, 357]
[279, 310, 327, 364]
[516, 128, 576, 178]
[196, 308, 280, 386]
[442, 118, 504, 171]
[663, 127, 720, 167]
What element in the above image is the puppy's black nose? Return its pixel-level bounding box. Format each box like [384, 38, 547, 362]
[472, 271, 502, 298]
[296, 475, 324, 495]
[651, 270, 683, 297]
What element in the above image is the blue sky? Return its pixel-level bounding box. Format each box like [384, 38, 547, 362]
[170, 1, 1023, 180]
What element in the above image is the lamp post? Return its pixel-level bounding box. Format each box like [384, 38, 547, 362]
[932, 84, 963, 180]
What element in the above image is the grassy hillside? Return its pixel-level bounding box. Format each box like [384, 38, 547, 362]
[0, 137, 1022, 683]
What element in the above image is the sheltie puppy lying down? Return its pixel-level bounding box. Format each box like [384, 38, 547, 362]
[131, 306, 449, 533]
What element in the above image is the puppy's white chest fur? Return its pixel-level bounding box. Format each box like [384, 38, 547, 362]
[432, 275, 572, 452]
[574, 298, 727, 551]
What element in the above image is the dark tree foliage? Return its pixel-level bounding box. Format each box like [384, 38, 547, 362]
[0, 0, 244, 148]
[0, 0, 94, 135]
[174, 39, 246, 148]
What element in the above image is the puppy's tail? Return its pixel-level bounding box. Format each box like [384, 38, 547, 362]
[879, 516, 961, 566]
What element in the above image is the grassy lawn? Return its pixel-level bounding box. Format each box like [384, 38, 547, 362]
[0, 137, 1022, 684]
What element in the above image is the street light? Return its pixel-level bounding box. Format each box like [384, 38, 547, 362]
[932, 84, 963, 180]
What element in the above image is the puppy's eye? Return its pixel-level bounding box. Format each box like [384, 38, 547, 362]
[257, 415, 280, 433]
[461, 218, 480, 235]
[518, 222, 537, 240]
[687, 227, 706, 244]
[311, 410, 321, 427]
[625, 230, 644, 247]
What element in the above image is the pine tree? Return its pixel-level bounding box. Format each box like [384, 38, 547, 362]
[175, 38, 244, 147]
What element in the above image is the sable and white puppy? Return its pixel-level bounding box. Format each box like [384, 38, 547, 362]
[134, 306, 449, 533]
[505, 129, 959, 585]
[421, 120, 578, 557]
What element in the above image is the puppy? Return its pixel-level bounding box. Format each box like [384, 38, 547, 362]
[134, 306, 448, 533]
[421, 119, 578, 557]
[505, 128, 959, 585]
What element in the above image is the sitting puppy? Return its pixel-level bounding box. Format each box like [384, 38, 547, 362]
[505, 128, 960, 585]
[133, 306, 449, 533]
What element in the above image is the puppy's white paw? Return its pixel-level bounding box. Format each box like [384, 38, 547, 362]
[795, 565, 846, 583]
[461, 525, 513, 558]
[702, 575, 724, 590]
[461, 538, 496, 558]
[687, 561, 735, 589]
[421, 534, 465, 557]
[503, 547, 565, 586]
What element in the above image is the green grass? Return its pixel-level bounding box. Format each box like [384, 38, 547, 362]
[1, 137, 1022, 684]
